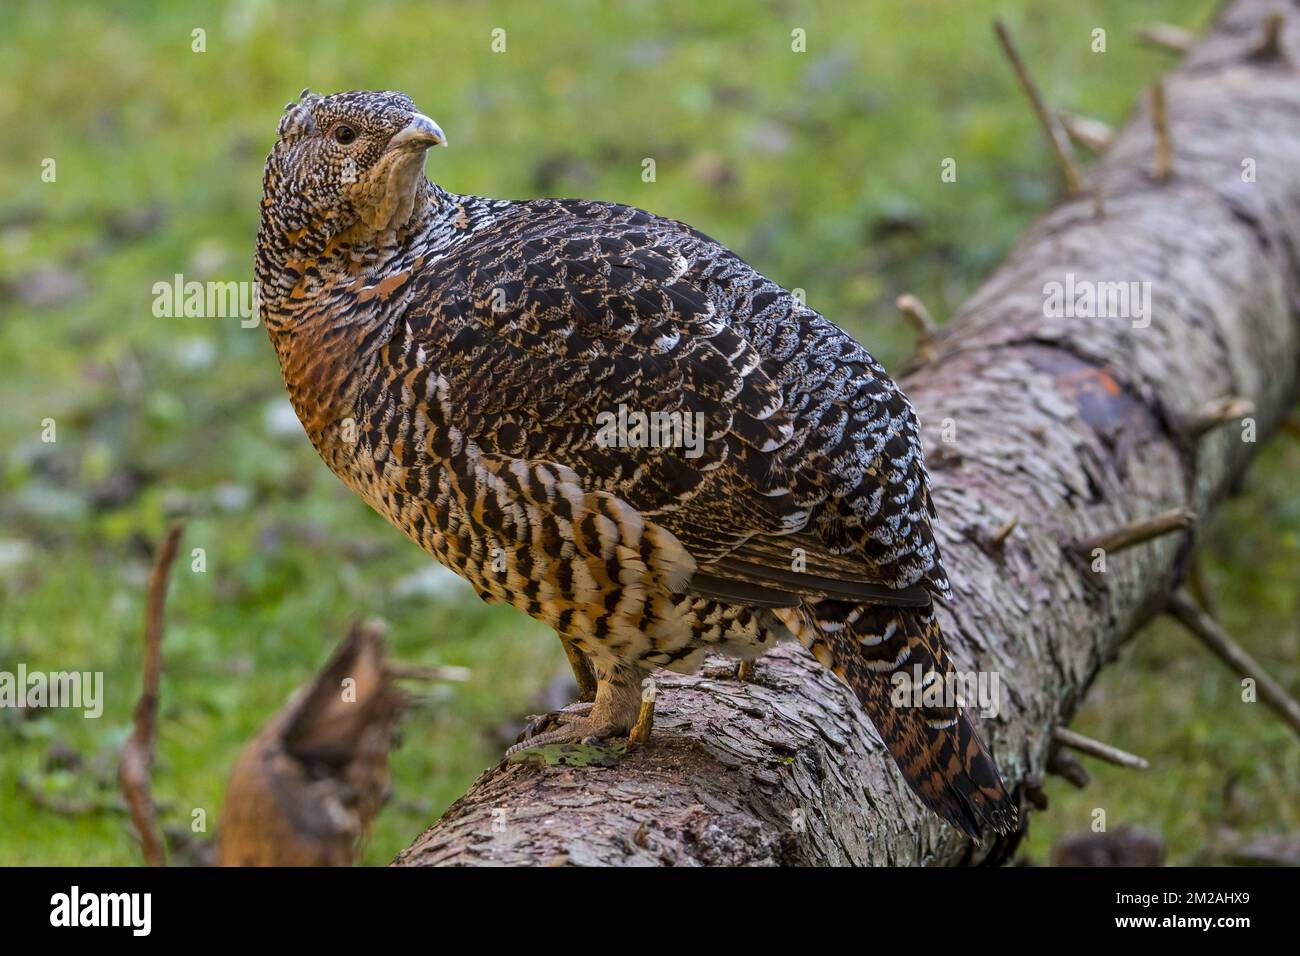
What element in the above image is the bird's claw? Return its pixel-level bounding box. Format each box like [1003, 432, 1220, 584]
[627, 695, 654, 743]
[512, 701, 595, 749]
[504, 694, 656, 757]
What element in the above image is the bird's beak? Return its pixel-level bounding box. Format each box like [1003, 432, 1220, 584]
[388, 113, 447, 151]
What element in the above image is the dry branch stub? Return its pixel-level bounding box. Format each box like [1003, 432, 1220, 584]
[1184, 396, 1255, 438]
[1073, 508, 1195, 558]
[1051, 727, 1150, 771]
[896, 292, 939, 365]
[1136, 23, 1195, 55]
[981, 516, 1020, 553]
[1249, 11, 1288, 62]
[1151, 81, 1174, 182]
[1061, 113, 1115, 154]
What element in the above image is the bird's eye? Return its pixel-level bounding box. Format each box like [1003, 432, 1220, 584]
[333, 124, 358, 145]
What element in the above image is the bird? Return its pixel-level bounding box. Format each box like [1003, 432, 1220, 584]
[255, 89, 1018, 839]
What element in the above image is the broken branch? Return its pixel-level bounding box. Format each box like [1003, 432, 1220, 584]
[118, 522, 183, 867]
[1074, 508, 1194, 557]
[1051, 727, 1150, 770]
[1184, 396, 1255, 438]
[993, 18, 1083, 195]
[1167, 591, 1300, 738]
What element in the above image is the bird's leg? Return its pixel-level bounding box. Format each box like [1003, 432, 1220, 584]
[509, 635, 596, 743]
[734, 658, 756, 681]
[560, 635, 598, 703]
[507, 662, 647, 755]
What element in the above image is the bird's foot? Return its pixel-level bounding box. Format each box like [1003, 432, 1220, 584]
[734, 659, 755, 682]
[505, 718, 615, 754]
[509, 701, 595, 752]
[505, 702, 631, 756]
[505, 693, 655, 756]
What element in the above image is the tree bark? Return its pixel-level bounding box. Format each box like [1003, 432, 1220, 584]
[394, 0, 1300, 867]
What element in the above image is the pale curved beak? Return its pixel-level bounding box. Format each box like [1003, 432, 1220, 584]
[389, 113, 447, 150]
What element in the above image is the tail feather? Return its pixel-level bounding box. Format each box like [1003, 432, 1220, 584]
[775, 600, 1018, 839]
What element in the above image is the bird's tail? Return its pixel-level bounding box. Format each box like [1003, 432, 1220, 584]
[774, 601, 1017, 839]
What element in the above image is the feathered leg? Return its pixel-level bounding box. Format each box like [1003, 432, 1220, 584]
[560, 635, 598, 703]
[775, 601, 1017, 839]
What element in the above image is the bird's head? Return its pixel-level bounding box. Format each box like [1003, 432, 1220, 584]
[259, 89, 447, 249]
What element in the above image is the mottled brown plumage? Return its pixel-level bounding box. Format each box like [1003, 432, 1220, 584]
[256, 89, 1016, 838]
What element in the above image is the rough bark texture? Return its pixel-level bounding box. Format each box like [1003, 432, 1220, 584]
[394, 0, 1300, 867]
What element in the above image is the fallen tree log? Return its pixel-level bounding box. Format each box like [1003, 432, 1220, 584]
[394, 0, 1300, 866]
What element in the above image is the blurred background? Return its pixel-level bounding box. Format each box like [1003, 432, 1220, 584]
[1, 0, 1295, 865]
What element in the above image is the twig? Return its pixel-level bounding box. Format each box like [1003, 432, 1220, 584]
[1136, 23, 1195, 54]
[1184, 395, 1254, 438]
[1151, 81, 1174, 182]
[1167, 591, 1300, 738]
[118, 522, 183, 867]
[1074, 507, 1194, 557]
[1061, 113, 1115, 154]
[1051, 727, 1150, 770]
[993, 19, 1083, 195]
[895, 293, 939, 364]
[384, 661, 472, 682]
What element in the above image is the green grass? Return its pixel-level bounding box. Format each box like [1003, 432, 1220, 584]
[4, 0, 1294, 866]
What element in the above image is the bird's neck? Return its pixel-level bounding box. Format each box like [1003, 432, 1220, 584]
[259, 179, 498, 468]
[257, 180, 482, 316]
